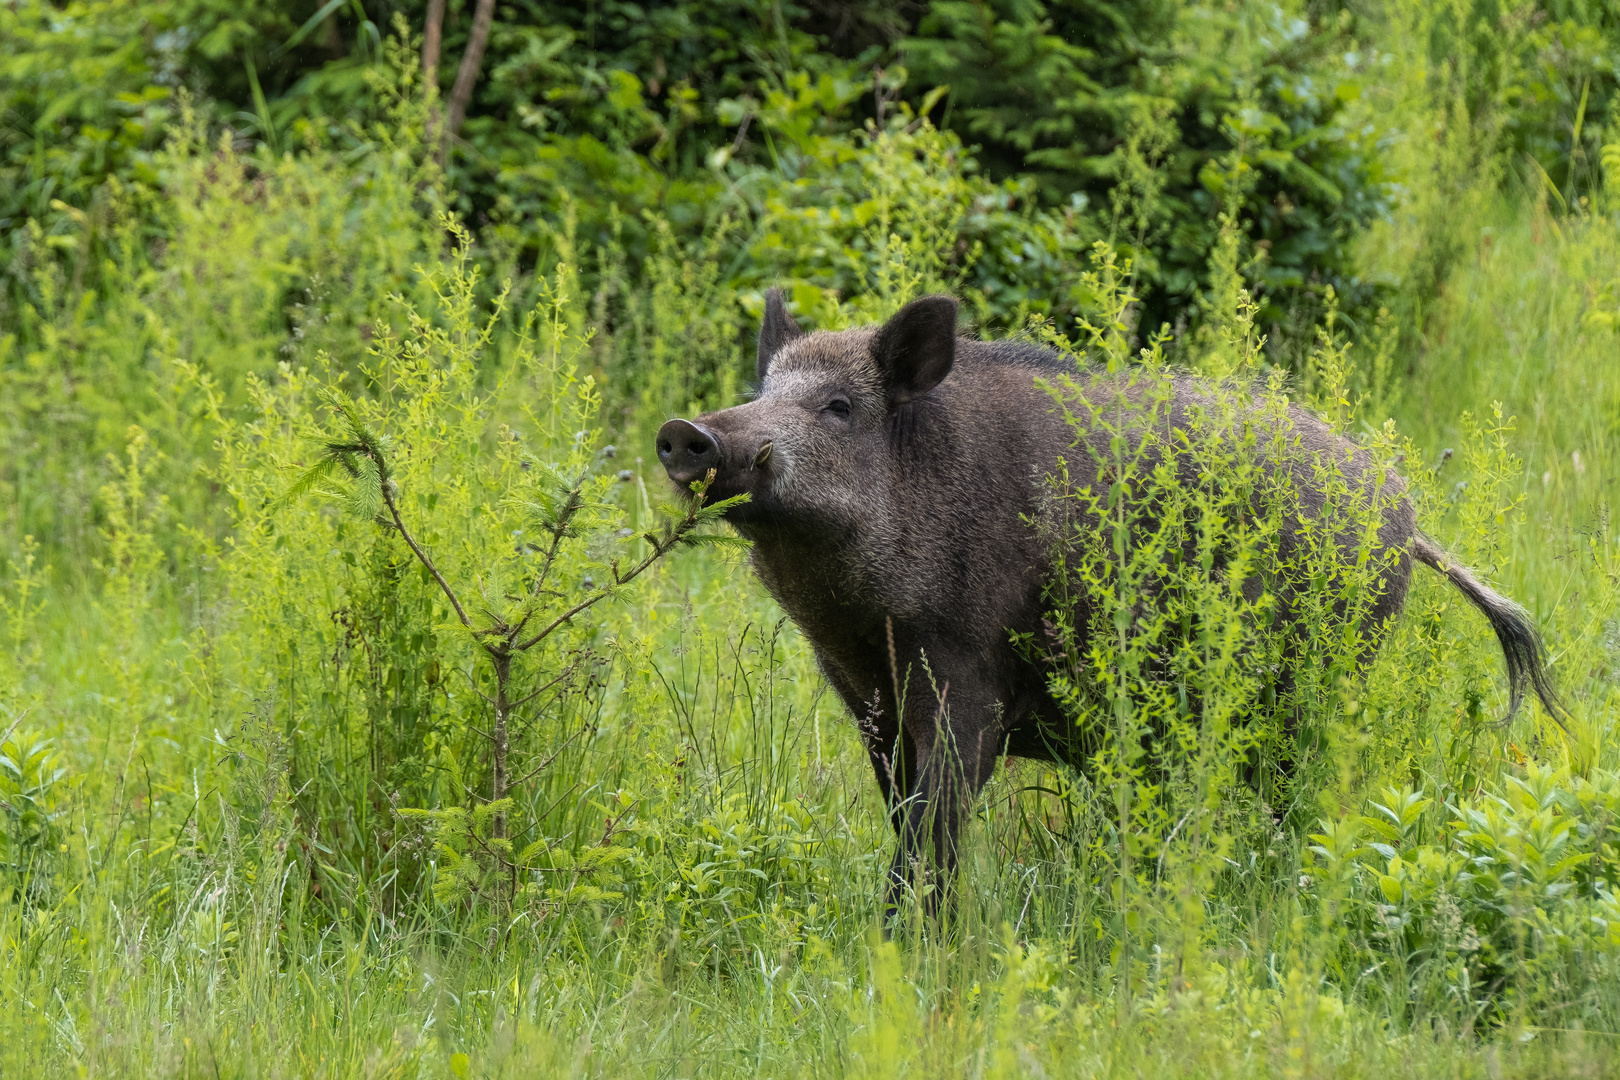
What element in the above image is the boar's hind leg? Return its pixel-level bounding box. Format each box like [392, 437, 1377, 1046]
[886, 677, 1004, 922]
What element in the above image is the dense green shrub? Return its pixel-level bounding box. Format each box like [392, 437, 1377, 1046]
[0, 0, 400, 238]
[1031, 251, 1401, 867]
[1425, 0, 1620, 198]
[0, 59, 443, 567]
[1310, 765, 1620, 1020]
[202, 224, 744, 918]
[0, 729, 64, 905]
[904, 0, 1390, 335]
[10, 0, 1616, 359]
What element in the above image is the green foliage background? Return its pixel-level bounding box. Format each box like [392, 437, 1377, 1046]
[4, 0, 1620, 1076]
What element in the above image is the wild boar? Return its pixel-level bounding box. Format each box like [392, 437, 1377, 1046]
[656, 290, 1561, 915]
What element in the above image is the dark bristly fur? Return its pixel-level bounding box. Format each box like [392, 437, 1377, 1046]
[655, 290, 1562, 919]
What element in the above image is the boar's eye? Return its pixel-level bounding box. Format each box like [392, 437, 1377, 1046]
[822, 397, 851, 420]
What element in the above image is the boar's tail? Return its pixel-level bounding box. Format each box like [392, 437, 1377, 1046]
[1411, 534, 1565, 728]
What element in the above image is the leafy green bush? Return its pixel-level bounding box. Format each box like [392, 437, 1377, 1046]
[1310, 764, 1620, 1022]
[721, 93, 1097, 332]
[1423, 0, 1620, 199]
[905, 0, 1390, 336]
[0, 58, 442, 567]
[8, 0, 1620, 399]
[1010, 245, 1395, 984]
[204, 224, 738, 919]
[0, 728, 64, 905]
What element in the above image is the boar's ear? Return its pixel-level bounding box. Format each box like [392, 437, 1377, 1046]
[757, 288, 803, 379]
[872, 295, 957, 407]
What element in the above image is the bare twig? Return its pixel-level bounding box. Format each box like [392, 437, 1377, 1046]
[0, 708, 28, 747]
[509, 662, 581, 710]
[516, 782, 583, 854]
[446, 0, 496, 139]
[422, 0, 445, 82]
[509, 689, 571, 741]
[513, 541, 668, 652]
[729, 112, 753, 154]
[530, 484, 585, 601]
[515, 585, 621, 654]
[459, 665, 496, 705]
[490, 649, 512, 840]
[508, 727, 585, 789]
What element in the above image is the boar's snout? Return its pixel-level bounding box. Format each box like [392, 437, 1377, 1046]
[656, 418, 721, 487]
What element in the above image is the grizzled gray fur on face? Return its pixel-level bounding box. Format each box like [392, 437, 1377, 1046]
[656, 289, 1561, 918]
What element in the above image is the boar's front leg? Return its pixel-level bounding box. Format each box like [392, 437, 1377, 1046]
[885, 659, 1004, 921]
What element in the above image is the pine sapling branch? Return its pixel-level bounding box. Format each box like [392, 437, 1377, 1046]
[530, 482, 587, 601]
[513, 471, 726, 654]
[373, 456, 473, 632]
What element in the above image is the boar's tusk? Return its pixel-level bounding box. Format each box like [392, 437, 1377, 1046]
[752, 441, 773, 468]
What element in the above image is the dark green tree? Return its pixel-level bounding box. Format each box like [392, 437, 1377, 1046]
[904, 0, 1389, 336]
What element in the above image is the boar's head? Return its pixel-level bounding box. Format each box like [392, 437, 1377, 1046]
[656, 289, 957, 534]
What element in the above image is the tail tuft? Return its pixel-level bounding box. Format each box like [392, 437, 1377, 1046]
[1411, 535, 1565, 728]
